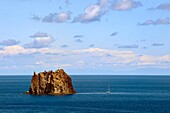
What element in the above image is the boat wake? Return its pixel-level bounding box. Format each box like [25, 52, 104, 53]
[76, 92, 107, 95]
[76, 92, 134, 95]
[76, 92, 170, 95]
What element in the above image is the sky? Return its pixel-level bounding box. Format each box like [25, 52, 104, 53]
[0, 0, 170, 75]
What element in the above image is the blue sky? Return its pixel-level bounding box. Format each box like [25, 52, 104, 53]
[0, 0, 170, 75]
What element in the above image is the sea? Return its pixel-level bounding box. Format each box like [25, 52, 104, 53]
[0, 75, 170, 113]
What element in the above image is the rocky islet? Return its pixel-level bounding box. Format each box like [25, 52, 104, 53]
[26, 69, 76, 95]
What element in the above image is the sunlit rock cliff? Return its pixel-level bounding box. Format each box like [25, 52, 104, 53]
[26, 69, 76, 95]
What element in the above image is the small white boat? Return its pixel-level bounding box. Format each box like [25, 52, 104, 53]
[106, 85, 111, 94]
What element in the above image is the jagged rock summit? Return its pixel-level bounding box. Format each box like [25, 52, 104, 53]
[26, 69, 76, 95]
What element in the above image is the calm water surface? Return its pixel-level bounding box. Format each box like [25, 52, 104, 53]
[0, 75, 170, 113]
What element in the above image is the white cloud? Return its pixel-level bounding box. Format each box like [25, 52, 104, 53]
[150, 3, 170, 10]
[112, 0, 142, 11]
[30, 31, 48, 38]
[100, 0, 108, 6]
[138, 55, 170, 68]
[0, 45, 48, 57]
[138, 17, 170, 26]
[24, 32, 54, 48]
[0, 45, 25, 56]
[0, 45, 59, 56]
[42, 11, 71, 23]
[73, 0, 108, 23]
[0, 46, 170, 70]
[0, 39, 20, 46]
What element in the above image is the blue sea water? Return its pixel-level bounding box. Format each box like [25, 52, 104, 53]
[0, 75, 170, 113]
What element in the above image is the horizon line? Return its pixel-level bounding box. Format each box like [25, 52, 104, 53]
[0, 74, 170, 76]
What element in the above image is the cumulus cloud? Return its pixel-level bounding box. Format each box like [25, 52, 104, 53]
[152, 43, 164, 46]
[112, 0, 142, 11]
[73, 0, 108, 23]
[0, 45, 61, 56]
[138, 55, 170, 67]
[150, 3, 170, 10]
[42, 11, 71, 23]
[138, 17, 170, 26]
[30, 31, 48, 38]
[73, 48, 170, 68]
[24, 32, 54, 48]
[110, 32, 118, 36]
[118, 44, 138, 49]
[0, 46, 170, 70]
[0, 45, 30, 56]
[24, 36, 54, 48]
[0, 39, 20, 46]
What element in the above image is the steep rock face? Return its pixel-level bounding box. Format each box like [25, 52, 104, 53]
[27, 69, 76, 95]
